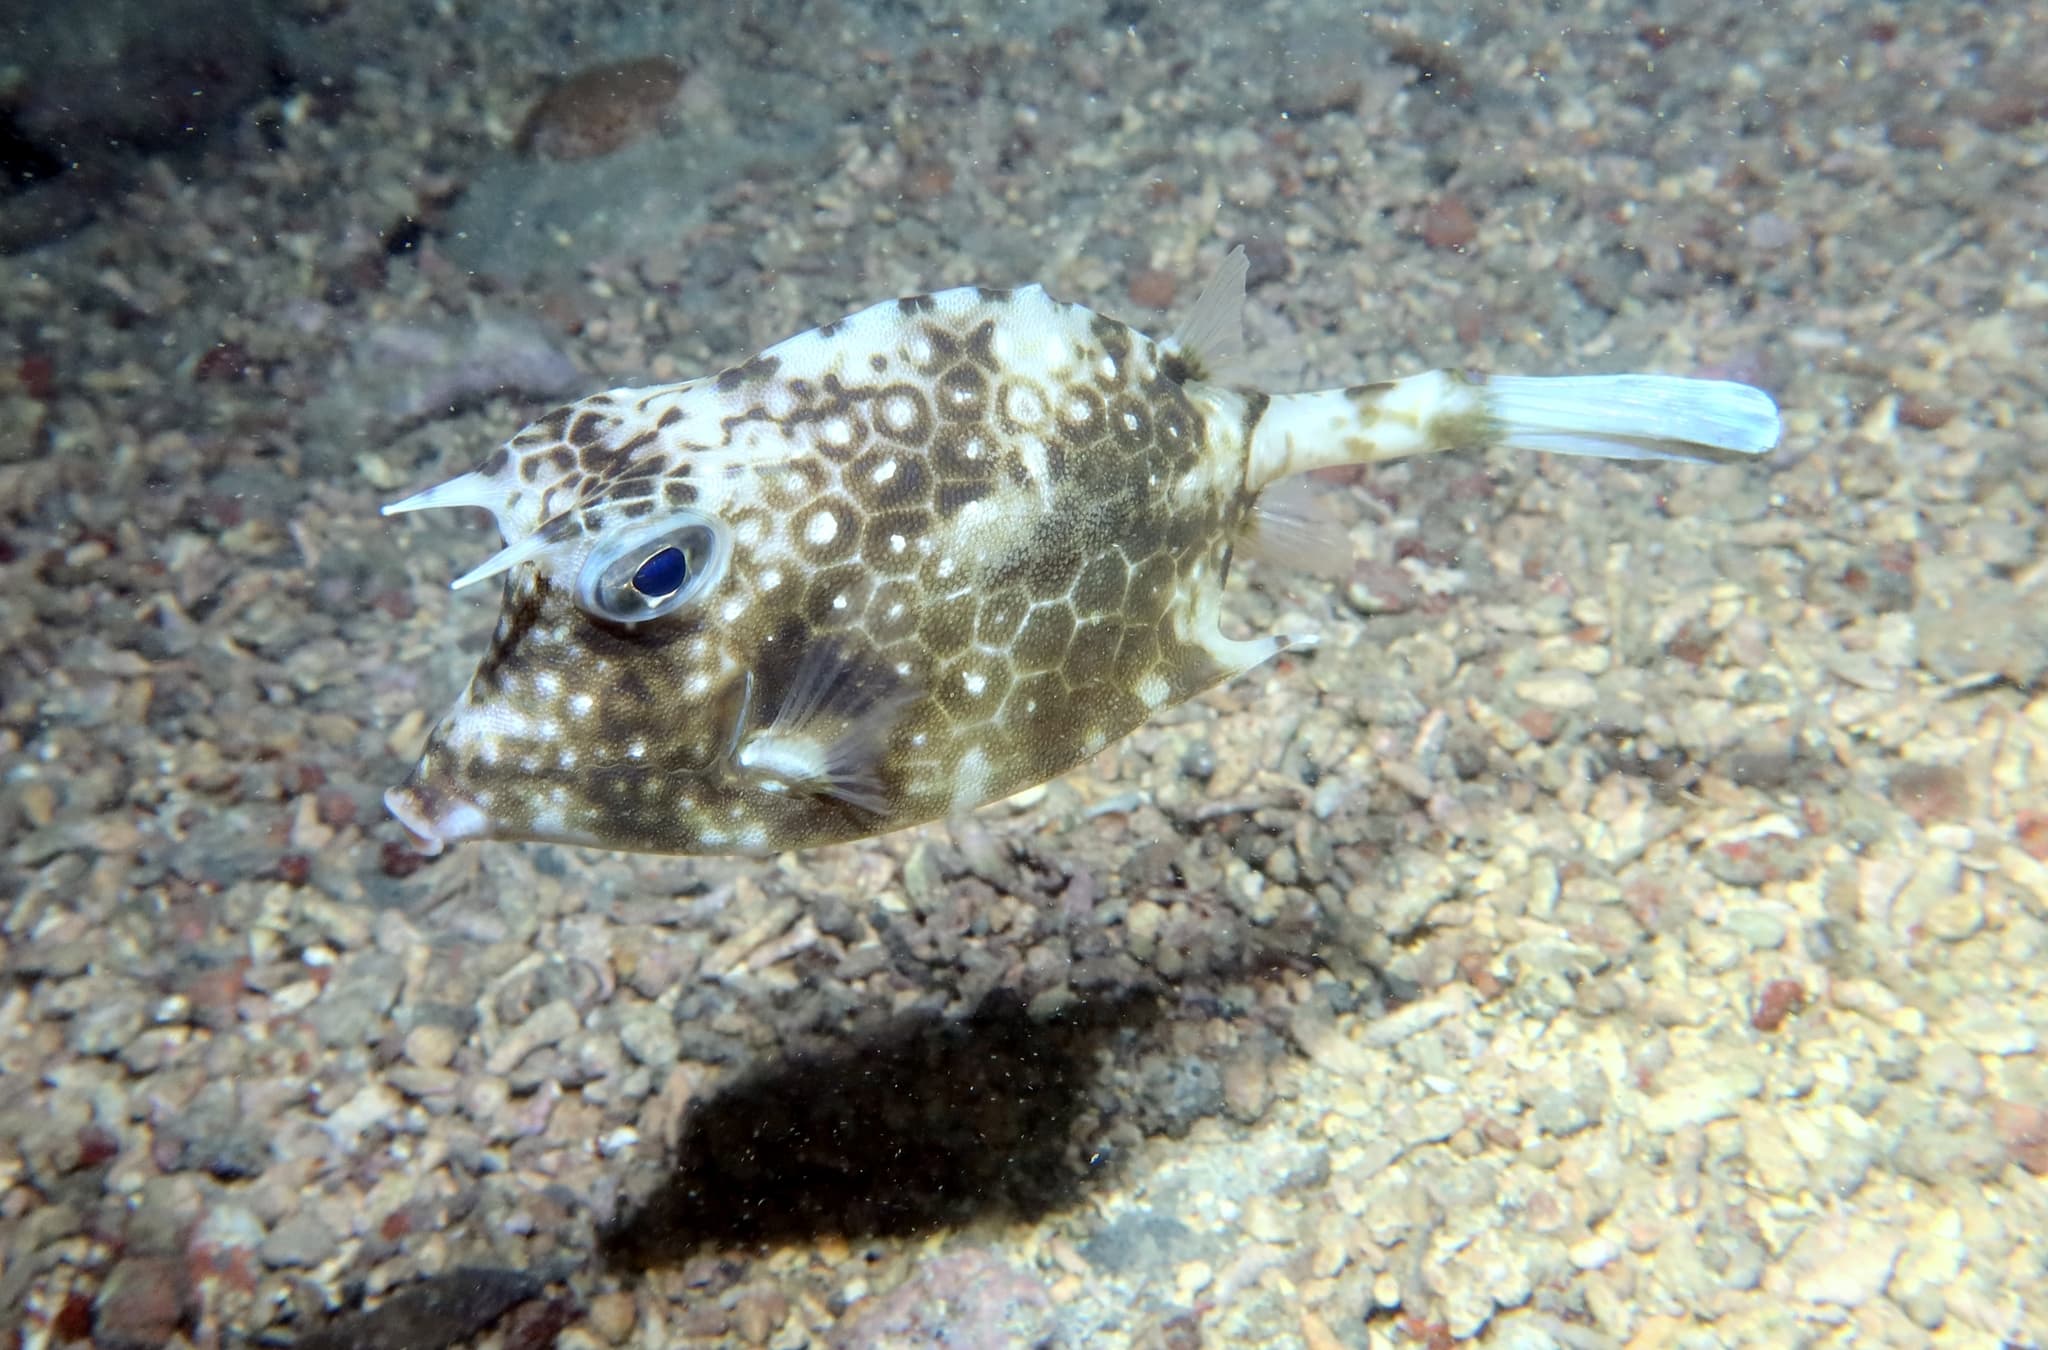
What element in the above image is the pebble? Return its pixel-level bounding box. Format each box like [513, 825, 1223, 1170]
[404, 1023, 460, 1070]
[617, 1004, 681, 1068]
[1512, 670, 1599, 711]
[1640, 1063, 1762, 1133]
[69, 998, 145, 1056]
[586, 1290, 637, 1344]
[262, 1210, 339, 1268]
[1789, 1218, 1904, 1306]
[487, 999, 581, 1074]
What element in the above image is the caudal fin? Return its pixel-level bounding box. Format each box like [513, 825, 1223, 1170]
[1246, 370, 1782, 487]
[1482, 374, 1781, 465]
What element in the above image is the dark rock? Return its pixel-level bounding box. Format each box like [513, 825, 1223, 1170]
[292, 1267, 543, 1350]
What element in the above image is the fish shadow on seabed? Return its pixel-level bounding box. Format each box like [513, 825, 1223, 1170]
[596, 988, 1158, 1265]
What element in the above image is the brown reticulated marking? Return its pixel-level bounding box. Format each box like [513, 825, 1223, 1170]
[1011, 602, 1075, 672]
[935, 362, 989, 422]
[847, 447, 930, 510]
[806, 403, 870, 462]
[933, 478, 995, 520]
[569, 409, 619, 447]
[1069, 552, 1130, 618]
[1055, 384, 1107, 443]
[897, 294, 936, 315]
[861, 509, 930, 576]
[866, 578, 923, 643]
[935, 654, 1012, 721]
[931, 425, 994, 481]
[660, 477, 698, 509]
[973, 587, 1030, 647]
[995, 380, 1051, 436]
[918, 588, 977, 660]
[803, 564, 871, 631]
[1064, 617, 1120, 688]
[792, 495, 861, 565]
[715, 354, 783, 393]
[758, 459, 828, 511]
[871, 383, 934, 446]
[1114, 621, 1163, 687]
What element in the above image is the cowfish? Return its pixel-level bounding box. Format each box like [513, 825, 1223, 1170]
[382, 250, 1779, 857]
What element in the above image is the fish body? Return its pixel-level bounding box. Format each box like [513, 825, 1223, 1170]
[384, 251, 1779, 856]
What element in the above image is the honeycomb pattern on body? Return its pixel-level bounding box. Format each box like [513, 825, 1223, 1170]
[405, 283, 1274, 853]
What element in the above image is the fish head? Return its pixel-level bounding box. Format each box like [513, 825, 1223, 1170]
[382, 385, 780, 856]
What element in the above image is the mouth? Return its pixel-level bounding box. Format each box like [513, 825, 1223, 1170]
[383, 780, 489, 856]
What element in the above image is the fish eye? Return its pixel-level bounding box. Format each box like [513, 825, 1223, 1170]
[576, 510, 731, 625]
[631, 546, 689, 598]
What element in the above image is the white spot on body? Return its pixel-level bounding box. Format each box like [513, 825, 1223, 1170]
[1138, 673, 1170, 709]
[872, 457, 898, 484]
[686, 673, 712, 697]
[952, 747, 993, 813]
[570, 693, 595, 717]
[962, 669, 987, 696]
[760, 568, 783, 590]
[880, 394, 918, 434]
[889, 533, 907, 553]
[627, 741, 647, 760]
[821, 416, 854, 448]
[806, 510, 839, 546]
[721, 598, 748, 621]
[905, 335, 934, 367]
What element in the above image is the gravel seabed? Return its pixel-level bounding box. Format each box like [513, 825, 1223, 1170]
[4, 0, 2046, 1346]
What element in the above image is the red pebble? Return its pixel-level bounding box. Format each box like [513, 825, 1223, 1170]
[1752, 978, 1806, 1032]
[74, 1125, 120, 1169]
[276, 853, 312, 885]
[19, 352, 56, 400]
[380, 840, 427, 878]
[52, 1293, 93, 1341]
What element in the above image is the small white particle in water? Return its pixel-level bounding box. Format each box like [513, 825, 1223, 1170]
[872, 457, 898, 483]
[806, 510, 839, 545]
[962, 670, 987, 695]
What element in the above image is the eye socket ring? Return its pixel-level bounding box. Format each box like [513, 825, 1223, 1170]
[575, 510, 731, 625]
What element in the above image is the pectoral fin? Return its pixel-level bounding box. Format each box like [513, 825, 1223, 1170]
[735, 641, 915, 814]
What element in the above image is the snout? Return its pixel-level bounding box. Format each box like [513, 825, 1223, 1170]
[384, 777, 489, 856]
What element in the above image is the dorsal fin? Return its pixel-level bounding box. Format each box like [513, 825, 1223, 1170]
[1163, 246, 1250, 382]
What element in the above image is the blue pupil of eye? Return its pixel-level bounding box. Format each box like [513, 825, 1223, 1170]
[630, 547, 689, 599]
